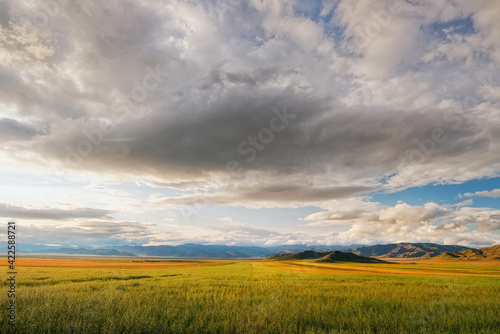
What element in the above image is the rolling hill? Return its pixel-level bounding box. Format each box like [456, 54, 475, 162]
[432, 245, 500, 261]
[315, 251, 387, 263]
[267, 250, 331, 261]
[267, 250, 386, 263]
[348, 243, 471, 259]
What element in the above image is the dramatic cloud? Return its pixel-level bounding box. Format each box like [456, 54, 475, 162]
[1, 0, 500, 247]
[304, 200, 500, 247]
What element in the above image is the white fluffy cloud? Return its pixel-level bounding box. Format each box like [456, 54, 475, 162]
[462, 188, 500, 198]
[304, 199, 500, 247]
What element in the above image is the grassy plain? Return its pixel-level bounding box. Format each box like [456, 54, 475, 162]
[1, 257, 499, 333]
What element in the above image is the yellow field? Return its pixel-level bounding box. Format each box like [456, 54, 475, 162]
[15, 256, 233, 269]
[2, 257, 499, 333]
[263, 259, 500, 277]
[14, 256, 500, 276]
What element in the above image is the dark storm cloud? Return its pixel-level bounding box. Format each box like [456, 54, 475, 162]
[1, 0, 499, 199]
[33, 77, 499, 191]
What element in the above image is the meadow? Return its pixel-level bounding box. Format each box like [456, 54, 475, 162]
[1, 257, 499, 333]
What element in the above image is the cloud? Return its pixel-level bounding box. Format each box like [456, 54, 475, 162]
[156, 184, 378, 208]
[304, 201, 450, 227]
[0, 0, 498, 195]
[0, 118, 39, 142]
[0, 0, 500, 247]
[18, 219, 161, 246]
[304, 200, 500, 247]
[450, 207, 500, 232]
[0, 203, 112, 220]
[6, 199, 498, 248]
[378, 202, 450, 225]
[12, 91, 499, 199]
[453, 199, 473, 207]
[462, 188, 500, 198]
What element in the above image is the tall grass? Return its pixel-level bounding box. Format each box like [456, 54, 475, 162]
[1, 261, 499, 333]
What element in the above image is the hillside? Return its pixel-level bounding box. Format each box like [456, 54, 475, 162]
[316, 251, 387, 263]
[349, 243, 471, 259]
[267, 250, 331, 261]
[268, 250, 386, 263]
[433, 245, 500, 261]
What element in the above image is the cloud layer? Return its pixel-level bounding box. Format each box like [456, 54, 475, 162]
[1, 0, 499, 246]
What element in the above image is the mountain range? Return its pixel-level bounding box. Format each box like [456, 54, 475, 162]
[21, 243, 348, 258]
[17, 242, 488, 259]
[347, 243, 471, 259]
[34, 247, 136, 257]
[432, 245, 500, 261]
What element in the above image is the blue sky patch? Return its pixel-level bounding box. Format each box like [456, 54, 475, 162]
[424, 16, 475, 40]
[371, 177, 500, 208]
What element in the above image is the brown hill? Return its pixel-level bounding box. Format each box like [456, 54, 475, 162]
[315, 251, 387, 263]
[267, 250, 330, 261]
[432, 245, 500, 261]
[350, 243, 471, 259]
[267, 250, 386, 263]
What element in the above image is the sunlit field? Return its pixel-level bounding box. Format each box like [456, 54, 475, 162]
[2, 257, 499, 333]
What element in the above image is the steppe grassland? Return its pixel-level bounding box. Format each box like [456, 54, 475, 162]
[1, 258, 499, 333]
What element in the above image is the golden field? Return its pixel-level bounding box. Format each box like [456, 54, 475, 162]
[2, 256, 499, 333]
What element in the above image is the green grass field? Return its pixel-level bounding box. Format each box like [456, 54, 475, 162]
[2, 259, 500, 333]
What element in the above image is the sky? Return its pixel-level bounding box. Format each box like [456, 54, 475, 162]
[0, 0, 499, 248]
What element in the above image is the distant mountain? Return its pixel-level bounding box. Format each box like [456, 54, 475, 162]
[112, 244, 349, 259]
[36, 248, 136, 257]
[433, 245, 500, 261]
[21, 243, 351, 259]
[267, 250, 386, 263]
[113, 244, 265, 258]
[348, 243, 471, 259]
[20, 242, 480, 259]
